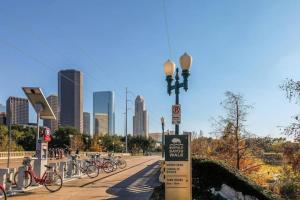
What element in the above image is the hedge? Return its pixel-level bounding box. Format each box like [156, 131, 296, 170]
[192, 158, 277, 200]
[151, 158, 277, 200]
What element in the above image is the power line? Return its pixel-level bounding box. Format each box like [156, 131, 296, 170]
[162, 0, 173, 59]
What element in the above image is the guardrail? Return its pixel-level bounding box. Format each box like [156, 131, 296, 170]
[0, 151, 35, 160]
[0, 153, 131, 194]
[0, 151, 131, 160]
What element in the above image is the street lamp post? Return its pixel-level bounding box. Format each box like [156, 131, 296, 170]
[7, 101, 12, 169]
[85, 136, 89, 151]
[98, 139, 102, 151]
[113, 141, 115, 153]
[161, 117, 165, 158]
[69, 135, 73, 150]
[164, 52, 192, 135]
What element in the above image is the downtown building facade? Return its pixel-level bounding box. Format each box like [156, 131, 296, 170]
[0, 104, 6, 125]
[133, 95, 149, 138]
[43, 95, 59, 132]
[6, 97, 29, 125]
[93, 91, 115, 137]
[83, 112, 91, 135]
[0, 112, 6, 125]
[58, 69, 83, 133]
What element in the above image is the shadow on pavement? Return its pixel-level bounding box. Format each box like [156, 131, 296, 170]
[105, 161, 160, 200]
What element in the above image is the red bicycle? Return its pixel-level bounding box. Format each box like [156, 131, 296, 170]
[14, 157, 62, 192]
[0, 184, 7, 200]
[90, 154, 114, 173]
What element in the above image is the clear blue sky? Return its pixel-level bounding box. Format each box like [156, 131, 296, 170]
[1, 0, 300, 138]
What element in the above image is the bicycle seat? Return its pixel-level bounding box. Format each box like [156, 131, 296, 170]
[44, 165, 53, 169]
[85, 160, 91, 163]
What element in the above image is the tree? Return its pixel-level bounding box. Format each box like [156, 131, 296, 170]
[100, 135, 123, 152]
[50, 126, 83, 149]
[0, 125, 24, 151]
[127, 135, 155, 155]
[280, 79, 300, 139]
[213, 91, 253, 170]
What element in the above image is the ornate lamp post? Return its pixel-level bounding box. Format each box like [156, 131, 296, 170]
[164, 52, 192, 135]
[161, 117, 165, 158]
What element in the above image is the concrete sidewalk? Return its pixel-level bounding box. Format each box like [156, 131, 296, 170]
[9, 156, 161, 200]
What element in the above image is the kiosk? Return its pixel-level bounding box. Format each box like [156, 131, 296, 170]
[22, 87, 55, 178]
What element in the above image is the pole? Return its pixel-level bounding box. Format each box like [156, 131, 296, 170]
[36, 112, 40, 156]
[162, 121, 165, 158]
[7, 101, 12, 168]
[107, 102, 110, 135]
[125, 87, 128, 153]
[175, 68, 180, 135]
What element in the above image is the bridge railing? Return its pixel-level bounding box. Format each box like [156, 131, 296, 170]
[0, 152, 132, 192]
[0, 151, 35, 160]
[0, 151, 131, 160]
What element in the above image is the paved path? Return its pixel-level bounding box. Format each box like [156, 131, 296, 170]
[9, 156, 161, 200]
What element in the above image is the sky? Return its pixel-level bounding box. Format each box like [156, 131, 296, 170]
[1, 0, 300, 138]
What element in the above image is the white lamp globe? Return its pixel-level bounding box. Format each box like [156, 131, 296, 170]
[180, 52, 192, 70]
[164, 59, 175, 76]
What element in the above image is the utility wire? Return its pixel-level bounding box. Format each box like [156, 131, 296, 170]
[162, 0, 173, 59]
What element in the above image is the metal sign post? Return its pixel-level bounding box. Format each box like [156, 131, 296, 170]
[165, 133, 192, 200]
[172, 104, 181, 125]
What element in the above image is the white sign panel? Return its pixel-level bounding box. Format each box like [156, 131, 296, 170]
[172, 104, 181, 124]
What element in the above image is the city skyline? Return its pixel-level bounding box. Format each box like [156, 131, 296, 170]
[43, 94, 59, 133]
[6, 96, 29, 125]
[1, 1, 300, 137]
[83, 111, 91, 135]
[133, 95, 149, 138]
[58, 69, 83, 133]
[93, 91, 115, 136]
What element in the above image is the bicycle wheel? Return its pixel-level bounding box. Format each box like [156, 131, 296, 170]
[86, 165, 99, 178]
[14, 171, 32, 188]
[103, 161, 114, 173]
[118, 159, 127, 169]
[44, 172, 62, 192]
[0, 186, 7, 200]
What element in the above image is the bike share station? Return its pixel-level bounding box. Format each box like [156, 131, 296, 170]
[22, 87, 56, 186]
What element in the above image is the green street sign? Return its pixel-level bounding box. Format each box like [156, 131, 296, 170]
[165, 135, 188, 161]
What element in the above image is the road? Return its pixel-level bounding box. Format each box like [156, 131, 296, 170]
[9, 156, 161, 200]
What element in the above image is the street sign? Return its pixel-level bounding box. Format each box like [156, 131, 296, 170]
[165, 135, 188, 161]
[172, 104, 181, 124]
[165, 134, 192, 200]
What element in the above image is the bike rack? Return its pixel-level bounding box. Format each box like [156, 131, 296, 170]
[0, 168, 9, 189]
[16, 166, 26, 190]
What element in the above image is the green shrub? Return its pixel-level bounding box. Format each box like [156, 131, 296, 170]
[192, 158, 276, 200]
[280, 181, 299, 199]
[151, 159, 277, 200]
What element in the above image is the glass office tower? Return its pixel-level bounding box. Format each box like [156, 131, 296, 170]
[93, 91, 115, 136]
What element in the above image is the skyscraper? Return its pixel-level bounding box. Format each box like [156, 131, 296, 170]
[58, 69, 83, 133]
[93, 91, 115, 137]
[43, 95, 59, 132]
[133, 95, 149, 138]
[6, 97, 29, 125]
[83, 112, 90, 135]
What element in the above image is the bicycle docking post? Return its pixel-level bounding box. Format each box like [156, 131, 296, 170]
[67, 160, 73, 178]
[0, 168, 9, 189]
[17, 166, 26, 191]
[59, 162, 66, 181]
